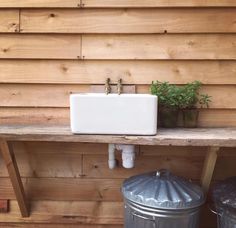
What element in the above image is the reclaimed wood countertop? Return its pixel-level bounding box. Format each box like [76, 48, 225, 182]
[0, 125, 236, 147]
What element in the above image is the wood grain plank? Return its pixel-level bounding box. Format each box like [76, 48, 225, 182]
[0, 200, 123, 224]
[1, 126, 236, 147]
[0, 178, 123, 201]
[198, 109, 236, 127]
[0, 141, 97, 178]
[83, 0, 236, 7]
[0, 108, 70, 126]
[0, 142, 204, 178]
[0, 0, 78, 8]
[1, 60, 236, 85]
[139, 85, 236, 109]
[214, 155, 236, 180]
[83, 154, 204, 179]
[0, 201, 214, 228]
[0, 142, 232, 178]
[1, 108, 236, 127]
[23, 141, 108, 155]
[0, 84, 234, 109]
[0, 10, 19, 32]
[0, 35, 81, 59]
[20, 9, 236, 33]
[0, 140, 29, 217]
[82, 34, 236, 60]
[0, 84, 86, 107]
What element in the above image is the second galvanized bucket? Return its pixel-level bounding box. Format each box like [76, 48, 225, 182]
[212, 177, 236, 228]
[122, 170, 205, 228]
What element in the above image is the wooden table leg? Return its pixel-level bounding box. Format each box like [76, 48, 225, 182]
[201, 146, 219, 194]
[0, 139, 29, 217]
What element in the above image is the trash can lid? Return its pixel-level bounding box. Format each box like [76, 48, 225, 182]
[122, 170, 205, 210]
[212, 177, 236, 210]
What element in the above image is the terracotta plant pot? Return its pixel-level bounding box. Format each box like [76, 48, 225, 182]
[182, 109, 199, 128]
[159, 107, 179, 128]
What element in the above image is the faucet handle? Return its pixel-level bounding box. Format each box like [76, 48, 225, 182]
[117, 78, 122, 95]
[105, 78, 111, 95]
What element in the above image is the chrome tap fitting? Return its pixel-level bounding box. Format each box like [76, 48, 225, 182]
[105, 78, 111, 95]
[117, 78, 122, 95]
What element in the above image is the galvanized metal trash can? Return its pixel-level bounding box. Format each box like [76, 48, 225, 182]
[212, 177, 236, 228]
[122, 170, 205, 228]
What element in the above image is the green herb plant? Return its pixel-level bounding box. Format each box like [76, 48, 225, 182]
[150, 81, 180, 109]
[178, 81, 211, 109]
[150, 80, 211, 109]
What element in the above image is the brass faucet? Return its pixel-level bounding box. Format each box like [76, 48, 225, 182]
[117, 78, 122, 95]
[105, 78, 111, 95]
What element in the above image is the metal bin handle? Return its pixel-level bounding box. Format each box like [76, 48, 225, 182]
[132, 211, 156, 227]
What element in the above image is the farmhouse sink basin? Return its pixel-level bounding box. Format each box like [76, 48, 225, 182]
[70, 93, 157, 135]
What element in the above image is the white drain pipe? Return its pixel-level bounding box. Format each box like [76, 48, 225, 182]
[108, 144, 116, 169]
[108, 144, 135, 169]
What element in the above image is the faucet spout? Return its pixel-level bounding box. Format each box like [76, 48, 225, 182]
[117, 78, 122, 95]
[105, 78, 111, 95]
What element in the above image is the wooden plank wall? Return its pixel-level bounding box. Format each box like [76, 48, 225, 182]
[0, 1, 236, 228]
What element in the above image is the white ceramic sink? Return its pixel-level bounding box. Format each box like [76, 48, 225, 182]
[70, 93, 158, 135]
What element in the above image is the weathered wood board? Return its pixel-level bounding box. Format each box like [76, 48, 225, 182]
[0, 35, 81, 59]
[82, 34, 236, 60]
[0, 60, 236, 85]
[0, 10, 19, 32]
[83, 0, 236, 7]
[0, 0, 79, 8]
[20, 9, 236, 33]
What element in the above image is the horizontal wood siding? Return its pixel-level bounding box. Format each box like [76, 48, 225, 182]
[83, 0, 236, 7]
[0, 0, 79, 8]
[1, 108, 236, 128]
[20, 9, 236, 33]
[0, 60, 236, 84]
[1, 0, 236, 8]
[0, 10, 19, 32]
[0, 35, 81, 59]
[0, 2, 235, 228]
[82, 34, 236, 60]
[0, 84, 234, 109]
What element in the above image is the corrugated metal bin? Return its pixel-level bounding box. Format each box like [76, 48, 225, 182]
[122, 170, 205, 228]
[212, 177, 236, 228]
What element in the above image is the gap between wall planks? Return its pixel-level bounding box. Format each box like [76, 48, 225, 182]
[19, 8, 236, 33]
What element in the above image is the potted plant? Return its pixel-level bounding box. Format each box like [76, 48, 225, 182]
[179, 81, 211, 128]
[150, 81, 180, 128]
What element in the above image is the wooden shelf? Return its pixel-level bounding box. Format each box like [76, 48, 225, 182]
[0, 125, 236, 147]
[0, 125, 235, 218]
